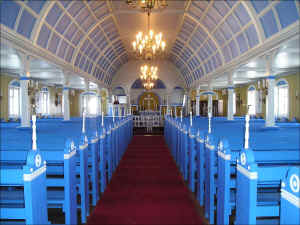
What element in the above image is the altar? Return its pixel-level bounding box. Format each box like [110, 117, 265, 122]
[138, 92, 159, 111]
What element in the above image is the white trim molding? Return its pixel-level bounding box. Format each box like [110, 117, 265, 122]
[64, 150, 76, 160]
[237, 164, 258, 180]
[281, 189, 300, 208]
[23, 165, 46, 182]
[218, 151, 231, 161]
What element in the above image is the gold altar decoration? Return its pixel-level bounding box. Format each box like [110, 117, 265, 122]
[138, 92, 160, 111]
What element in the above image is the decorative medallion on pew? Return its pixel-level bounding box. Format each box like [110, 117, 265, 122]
[64, 139, 77, 159]
[24, 150, 47, 181]
[280, 167, 300, 224]
[217, 139, 231, 160]
[289, 173, 299, 193]
[35, 153, 42, 167]
[237, 149, 257, 179]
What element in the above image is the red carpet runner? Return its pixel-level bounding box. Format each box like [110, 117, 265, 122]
[87, 136, 204, 225]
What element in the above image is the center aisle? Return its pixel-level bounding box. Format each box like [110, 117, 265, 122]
[87, 135, 204, 225]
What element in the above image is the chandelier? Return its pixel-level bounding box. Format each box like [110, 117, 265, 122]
[140, 64, 158, 81]
[140, 64, 158, 91]
[126, 0, 168, 12]
[143, 81, 155, 90]
[132, 11, 166, 60]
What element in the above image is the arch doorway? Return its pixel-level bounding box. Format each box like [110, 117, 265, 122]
[138, 92, 160, 111]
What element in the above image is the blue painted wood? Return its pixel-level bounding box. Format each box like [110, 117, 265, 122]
[236, 149, 298, 224]
[188, 127, 197, 192]
[280, 167, 300, 225]
[166, 116, 300, 225]
[0, 149, 48, 224]
[196, 130, 206, 206]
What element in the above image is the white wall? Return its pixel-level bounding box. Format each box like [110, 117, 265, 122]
[112, 60, 186, 105]
[112, 59, 186, 93]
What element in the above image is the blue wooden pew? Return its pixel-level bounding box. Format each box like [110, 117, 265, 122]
[1, 135, 78, 224]
[165, 116, 300, 225]
[216, 136, 300, 225]
[236, 149, 300, 225]
[1, 120, 87, 224]
[0, 149, 48, 224]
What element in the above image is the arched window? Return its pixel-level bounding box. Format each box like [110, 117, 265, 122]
[247, 85, 256, 115]
[80, 91, 98, 116]
[39, 87, 49, 115]
[274, 79, 289, 118]
[8, 80, 20, 118]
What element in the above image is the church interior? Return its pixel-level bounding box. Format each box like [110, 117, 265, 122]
[0, 0, 299, 225]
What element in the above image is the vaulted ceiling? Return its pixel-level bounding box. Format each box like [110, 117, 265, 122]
[0, 0, 299, 89]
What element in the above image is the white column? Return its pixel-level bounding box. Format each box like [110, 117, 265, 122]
[98, 95, 102, 116]
[266, 76, 276, 127]
[20, 77, 30, 127]
[127, 94, 130, 115]
[97, 87, 102, 116]
[196, 95, 200, 116]
[227, 87, 234, 120]
[208, 94, 212, 116]
[207, 83, 213, 117]
[187, 95, 191, 116]
[106, 96, 110, 116]
[196, 87, 200, 116]
[63, 87, 70, 121]
[183, 92, 188, 116]
[84, 80, 89, 115]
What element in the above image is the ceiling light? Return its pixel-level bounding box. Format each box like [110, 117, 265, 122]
[132, 9, 166, 60]
[126, 0, 168, 12]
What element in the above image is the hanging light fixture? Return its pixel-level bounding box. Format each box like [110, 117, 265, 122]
[132, 10, 166, 60]
[143, 81, 155, 90]
[126, 0, 168, 12]
[140, 64, 158, 82]
[140, 64, 158, 91]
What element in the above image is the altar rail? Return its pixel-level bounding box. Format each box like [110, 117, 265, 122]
[133, 115, 163, 128]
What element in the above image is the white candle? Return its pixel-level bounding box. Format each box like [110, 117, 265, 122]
[208, 112, 211, 134]
[190, 111, 192, 126]
[112, 107, 115, 122]
[82, 111, 86, 133]
[180, 110, 183, 122]
[101, 112, 104, 127]
[32, 115, 37, 151]
[244, 114, 250, 149]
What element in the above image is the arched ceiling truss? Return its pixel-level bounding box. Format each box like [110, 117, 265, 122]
[0, 0, 128, 85]
[1, 0, 299, 88]
[169, 0, 300, 87]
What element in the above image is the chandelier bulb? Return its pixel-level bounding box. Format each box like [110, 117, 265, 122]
[162, 41, 166, 51]
[133, 41, 136, 50]
[149, 30, 154, 39]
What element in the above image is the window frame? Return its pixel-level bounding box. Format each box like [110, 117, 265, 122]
[274, 79, 289, 119]
[8, 79, 20, 118]
[247, 85, 256, 115]
[80, 91, 99, 116]
[39, 87, 50, 115]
